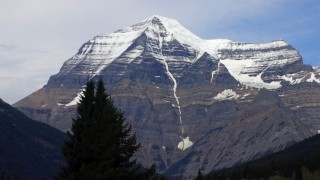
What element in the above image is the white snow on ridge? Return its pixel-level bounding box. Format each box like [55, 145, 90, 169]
[177, 136, 193, 150]
[152, 15, 231, 58]
[279, 74, 304, 84]
[306, 73, 320, 83]
[220, 59, 282, 89]
[221, 40, 289, 51]
[65, 90, 84, 107]
[57, 103, 64, 107]
[277, 72, 320, 85]
[214, 89, 239, 100]
[61, 15, 305, 90]
[84, 28, 145, 58]
[313, 67, 320, 73]
[148, 16, 293, 61]
[92, 30, 146, 74]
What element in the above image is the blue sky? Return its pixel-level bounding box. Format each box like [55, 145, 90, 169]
[0, 0, 319, 104]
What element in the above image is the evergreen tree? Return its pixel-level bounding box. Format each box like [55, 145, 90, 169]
[56, 79, 147, 179]
[57, 80, 95, 179]
[95, 80, 140, 168]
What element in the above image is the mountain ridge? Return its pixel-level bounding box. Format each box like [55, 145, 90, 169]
[0, 98, 66, 179]
[206, 134, 320, 179]
[47, 15, 319, 93]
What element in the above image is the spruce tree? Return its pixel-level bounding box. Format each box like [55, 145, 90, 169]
[57, 80, 95, 179]
[56, 79, 149, 180]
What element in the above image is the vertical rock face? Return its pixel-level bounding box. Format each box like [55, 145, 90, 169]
[164, 89, 311, 179]
[13, 15, 320, 178]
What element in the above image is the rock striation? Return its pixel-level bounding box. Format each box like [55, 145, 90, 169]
[14, 15, 320, 178]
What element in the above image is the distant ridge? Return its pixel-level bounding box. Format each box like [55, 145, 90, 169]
[207, 134, 320, 179]
[0, 98, 66, 179]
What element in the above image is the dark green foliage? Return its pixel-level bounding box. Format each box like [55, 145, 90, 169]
[204, 134, 320, 179]
[57, 80, 153, 179]
[0, 99, 66, 180]
[62, 80, 96, 179]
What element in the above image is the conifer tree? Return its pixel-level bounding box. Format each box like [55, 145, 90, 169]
[57, 80, 95, 179]
[56, 79, 151, 180]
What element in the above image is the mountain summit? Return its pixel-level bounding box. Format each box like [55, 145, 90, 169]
[51, 15, 316, 90]
[60, 15, 231, 79]
[14, 16, 320, 178]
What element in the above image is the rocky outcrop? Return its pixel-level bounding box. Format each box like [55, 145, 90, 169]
[277, 82, 320, 133]
[164, 89, 311, 179]
[13, 15, 320, 178]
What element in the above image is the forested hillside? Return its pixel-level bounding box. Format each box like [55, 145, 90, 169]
[0, 99, 66, 180]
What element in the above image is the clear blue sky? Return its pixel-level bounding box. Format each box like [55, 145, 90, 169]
[0, 0, 319, 104]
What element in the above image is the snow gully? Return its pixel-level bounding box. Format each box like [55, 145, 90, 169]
[158, 35, 193, 150]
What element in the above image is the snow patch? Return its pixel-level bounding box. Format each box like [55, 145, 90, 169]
[211, 61, 221, 84]
[221, 59, 281, 89]
[279, 74, 304, 84]
[280, 75, 296, 84]
[214, 89, 239, 100]
[65, 90, 84, 107]
[306, 73, 320, 83]
[240, 93, 251, 100]
[177, 136, 193, 150]
[279, 72, 320, 84]
[41, 104, 47, 108]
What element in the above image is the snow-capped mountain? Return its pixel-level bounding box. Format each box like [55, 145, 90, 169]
[14, 15, 320, 178]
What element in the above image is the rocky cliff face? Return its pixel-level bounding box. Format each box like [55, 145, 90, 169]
[14, 15, 320, 178]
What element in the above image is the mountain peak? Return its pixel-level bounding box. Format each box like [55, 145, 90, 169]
[146, 15, 176, 24]
[111, 15, 180, 34]
[66, 15, 311, 90]
[14, 15, 320, 179]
